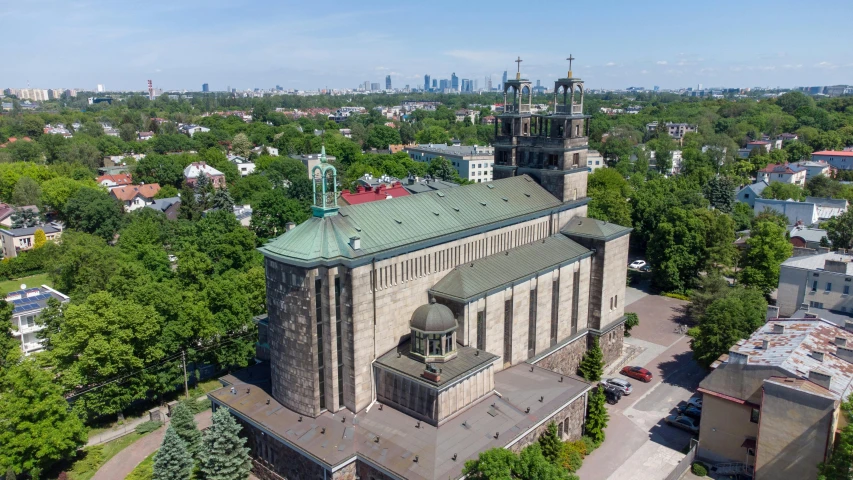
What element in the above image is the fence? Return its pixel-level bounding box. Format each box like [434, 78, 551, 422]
[664, 439, 699, 480]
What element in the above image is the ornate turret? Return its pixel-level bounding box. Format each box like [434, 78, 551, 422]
[311, 146, 339, 218]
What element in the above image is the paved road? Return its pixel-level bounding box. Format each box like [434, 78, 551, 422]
[92, 410, 212, 480]
[577, 294, 706, 480]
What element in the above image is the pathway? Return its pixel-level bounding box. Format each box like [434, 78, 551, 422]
[91, 410, 212, 480]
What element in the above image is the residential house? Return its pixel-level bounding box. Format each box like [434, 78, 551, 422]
[777, 251, 853, 316]
[96, 173, 133, 190]
[145, 196, 181, 220]
[746, 140, 773, 154]
[780, 133, 799, 144]
[0, 205, 39, 228]
[228, 155, 256, 177]
[455, 109, 476, 123]
[698, 315, 852, 480]
[234, 204, 252, 227]
[754, 197, 847, 226]
[789, 226, 829, 250]
[403, 144, 495, 182]
[736, 181, 770, 208]
[812, 151, 853, 171]
[645, 121, 697, 140]
[587, 150, 605, 172]
[481, 115, 496, 125]
[183, 162, 226, 188]
[138, 131, 155, 141]
[757, 163, 807, 186]
[0, 223, 62, 259]
[252, 145, 279, 157]
[793, 160, 834, 180]
[178, 124, 211, 137]
[292, 150, 337, 179]
[6, 285, 70, 355]
[104, 128, 120, 137]
[110, 183, 161, 212]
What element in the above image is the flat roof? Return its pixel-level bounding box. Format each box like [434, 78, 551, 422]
[782, 252, 853, 274]
[210, 362, 591, 480]
[375, 342, 498, 389]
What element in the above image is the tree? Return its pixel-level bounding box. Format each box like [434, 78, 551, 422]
[463, 445, 573, 480]
[704, 212, 738, 271]
[250, 189, 309, 240]
[415, 126, 451, 145]
[134, 155, 185, 188]
[39, 177, 92, 214]
[170, 402, 201, 457]
[428, 156, 456, 181]
[50, 232, 118, 298]
[33, 229, 46, 249]
[691, 287, 767, 367]
[153, 427, 193, 480]
[65, 142, 103, 170]
[819, 400, 853, 480]
[539, 423, 562, 465]
[826, 209, 853, 250]
[231, 133, 253, 158]
[740, 221, 793, 295]
[212, 189, 235, 212]
[10, 208, 40, 229]
[624, 312, 639, 336]
[366, 125, 402, 150]
[703, 176, 737, 213]
[178, 183, 202, 221]
[761, 182, 804, 201]
[63, 188, 124, 240]
[197, 408, 251, 480]
[0, 359, 87, 477]
[584, 387, 609, 445]
[119, 124, 137, 143]
[10, 177, 41, 207]
[647, 208, 707, 292]
[578, 337, 604, 382]
[5, 467, 15, 480]
[731, 202, 754, 231]
[463, 447, 516, 480]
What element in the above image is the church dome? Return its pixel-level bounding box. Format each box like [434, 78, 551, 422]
[410, 299, 457, 333]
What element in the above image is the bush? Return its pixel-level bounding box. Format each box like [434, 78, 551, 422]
[135, 421, 162, 435]
[663, 292, 691, 301]
[692, 462, 708, 476]
[581, 435, 598, 453]
[566, 439, 588, 457]
[687, 326, 701, 338]
[559, 442, 583, 472]
[624, 312, 639, 337]
[188, 398, 212, 414]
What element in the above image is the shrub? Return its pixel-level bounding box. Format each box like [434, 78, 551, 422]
[692, 462, 708, 476]
[581, 435, 598, 453]
[624, 312, 639, 337]
[559, 442, 583, 472]
[189, 398, 212, 414]
[663, 292, 691, 301]
[566, 439, 588, 457]
[135, 420, 163, 435]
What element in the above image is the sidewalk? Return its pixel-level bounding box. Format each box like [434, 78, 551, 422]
[91, 409, 213, 480]
[87, 415, 152, 446]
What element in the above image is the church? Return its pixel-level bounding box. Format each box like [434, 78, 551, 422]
[209, 61, 631, 480]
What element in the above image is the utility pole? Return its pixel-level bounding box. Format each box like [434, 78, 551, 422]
[181, 350, 189, 399]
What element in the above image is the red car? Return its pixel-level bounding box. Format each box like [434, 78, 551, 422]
[621, 366, 653, 383]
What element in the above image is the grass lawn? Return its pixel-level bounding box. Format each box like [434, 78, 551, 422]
[0, 272, 52, 293]
[125, 451, 155, 480]
[68, 430, 158, 480]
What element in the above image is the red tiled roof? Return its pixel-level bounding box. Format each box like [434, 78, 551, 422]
[96, 173, 132, 186]
[110, 183, 161, 201]
[0, 136, 32, 148]
[339, 183, 411, 205]
[813, 151, 853, 157]
[749, 141, 771, 145]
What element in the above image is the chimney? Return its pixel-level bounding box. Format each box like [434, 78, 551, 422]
[838, 345, 853, 363]
[766, 305, 780, 320]
[837, 337, 848, 348]
[809, 370, 832, 390]
[285, 222, 295, 232]
[812, 350, 825, 362]
[761, 339, 769, 349]
[773, 323, 785, 334]
[845, 321, 853, 333]
[350, 236, 361, 250]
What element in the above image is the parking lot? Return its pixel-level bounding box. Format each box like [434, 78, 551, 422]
[577, 292, 707, 480]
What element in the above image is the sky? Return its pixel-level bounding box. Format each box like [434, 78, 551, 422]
[3, 0, 853, 92]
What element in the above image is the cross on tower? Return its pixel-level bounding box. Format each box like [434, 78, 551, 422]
[514, 56, 523, 80]
[567, 54, 575, 78]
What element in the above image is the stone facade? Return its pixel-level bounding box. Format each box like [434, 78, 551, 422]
[508, 393, 587, 453]
[332, 462, 357, 480]
[533, 333, 589, 377]
[234, 415, 330, 480]
[597, 323, 624, 367]
[355, 461, 398, 480]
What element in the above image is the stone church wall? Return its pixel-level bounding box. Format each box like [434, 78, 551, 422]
[533, 334, 588, 378]
[598, 323, 625, 367]
[508, 393, 587, 453]
[233, 414, 329, 480]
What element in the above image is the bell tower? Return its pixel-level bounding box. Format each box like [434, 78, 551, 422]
[311, 146, 339, 218]
[493, 55, 591, 203]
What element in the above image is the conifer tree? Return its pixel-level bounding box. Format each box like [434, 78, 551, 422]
[538, 422, 562, 465]
[584, 387, 609, 445]
[170, 401, 201, 457]
[198, 408, 251, 480]
[153, 427, 192, 480]
[578, 337, 604, 383]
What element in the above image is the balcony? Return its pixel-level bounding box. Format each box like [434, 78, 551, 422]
[555, 105, 584, 114]
[22, 341, 44, 354]
[503, 104, 530, 114]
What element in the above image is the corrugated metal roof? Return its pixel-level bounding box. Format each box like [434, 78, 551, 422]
[259, 176, 569, 266]
[430, 235, 590, 302]
[561, 216, 632, 241]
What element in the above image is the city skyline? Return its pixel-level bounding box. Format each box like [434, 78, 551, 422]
[3, 0, 853, 92]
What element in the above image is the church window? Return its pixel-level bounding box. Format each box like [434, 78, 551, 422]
[504, 299, 513, 366]
[477, 310, 486, 351]
[334, 276, 344, 407]
[315, 278, 326, 410]
[528, 289, 537, 358]
[551, 279, 559, 346]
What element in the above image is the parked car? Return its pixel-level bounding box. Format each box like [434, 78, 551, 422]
[601, 385, 623, 405]
[621, 366, 653, 383]
[602, 378, 633, 395]
[629, 260, 647, 269]
[665, 414, 700, 434]
[639, 265, 651, 273]
[678, 405, 702, 420]
[686, 397, 703, 410]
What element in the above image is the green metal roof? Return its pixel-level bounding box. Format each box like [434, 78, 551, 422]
[429, 235, 591, 303]
[259, 175, 581, 267]
[560, 216, 632, 241]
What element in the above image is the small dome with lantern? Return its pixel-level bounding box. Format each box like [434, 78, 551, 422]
[410, 299, 458, 362]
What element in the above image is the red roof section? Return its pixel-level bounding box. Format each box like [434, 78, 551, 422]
[340, 183, 411, 205]
[110, 183, 161, 201]
[97, 173, 133, 186]
[813, 151, 853, 157]
[0, 137, 33, 148]
[758, 163, 801, 174]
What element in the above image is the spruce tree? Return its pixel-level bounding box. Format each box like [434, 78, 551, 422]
[584, 387, 609, 445]
[198, 408, 251, 480]
[538, 422, 562, 465]
[153, 427, 193, 480]
[170, 401, 201, 457]
[578, 337, 604, 383]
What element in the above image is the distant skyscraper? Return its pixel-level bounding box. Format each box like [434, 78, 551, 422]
[363, 81, 370, 91]
[96, 84, 105, 93]
[202, 83, 209, 92]
[386, 75, 391, 90]
[698, 83, 703, 90]
[502, 70, 508, 89]
[653, 85, 660, 92]
[439, 79, 450, 91]
[424, 74, 430, 91]
[432, 79, 437, 89]
[371, 82, 380, 91]
[474, 79, 478, 91]
[461, 79, 470, 92]
[451, 73, 459, 91]
[487, 76, 492, 91]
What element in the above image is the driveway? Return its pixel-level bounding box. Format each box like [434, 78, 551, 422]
[578, 295, 706, 480]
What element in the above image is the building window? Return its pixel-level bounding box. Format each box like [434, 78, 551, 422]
[528, 289, 537, 358]
[750, 408, 760, 423]
[826, 283, 833, 293]
[504, 299, 513, 366]
[571, 271, 580, 335]
[747, 448, 755, 457]
[477, 310, 486, 351]
[315, 278, 326, 411]
[812, 280, 818, 292]
[334, 276, 344, 408]
[810, 301, 824, 309]
[845, 285, 850, 296]
[550, 279, 559, 347]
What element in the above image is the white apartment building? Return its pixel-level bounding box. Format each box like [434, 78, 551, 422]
[7, 285, 70, 355]
[403, 144, 495, 182]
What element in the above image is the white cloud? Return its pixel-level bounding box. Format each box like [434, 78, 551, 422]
[640, 70, 648, 74]
[656, 60, 667, 65]
[605, 62, 617, 67]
